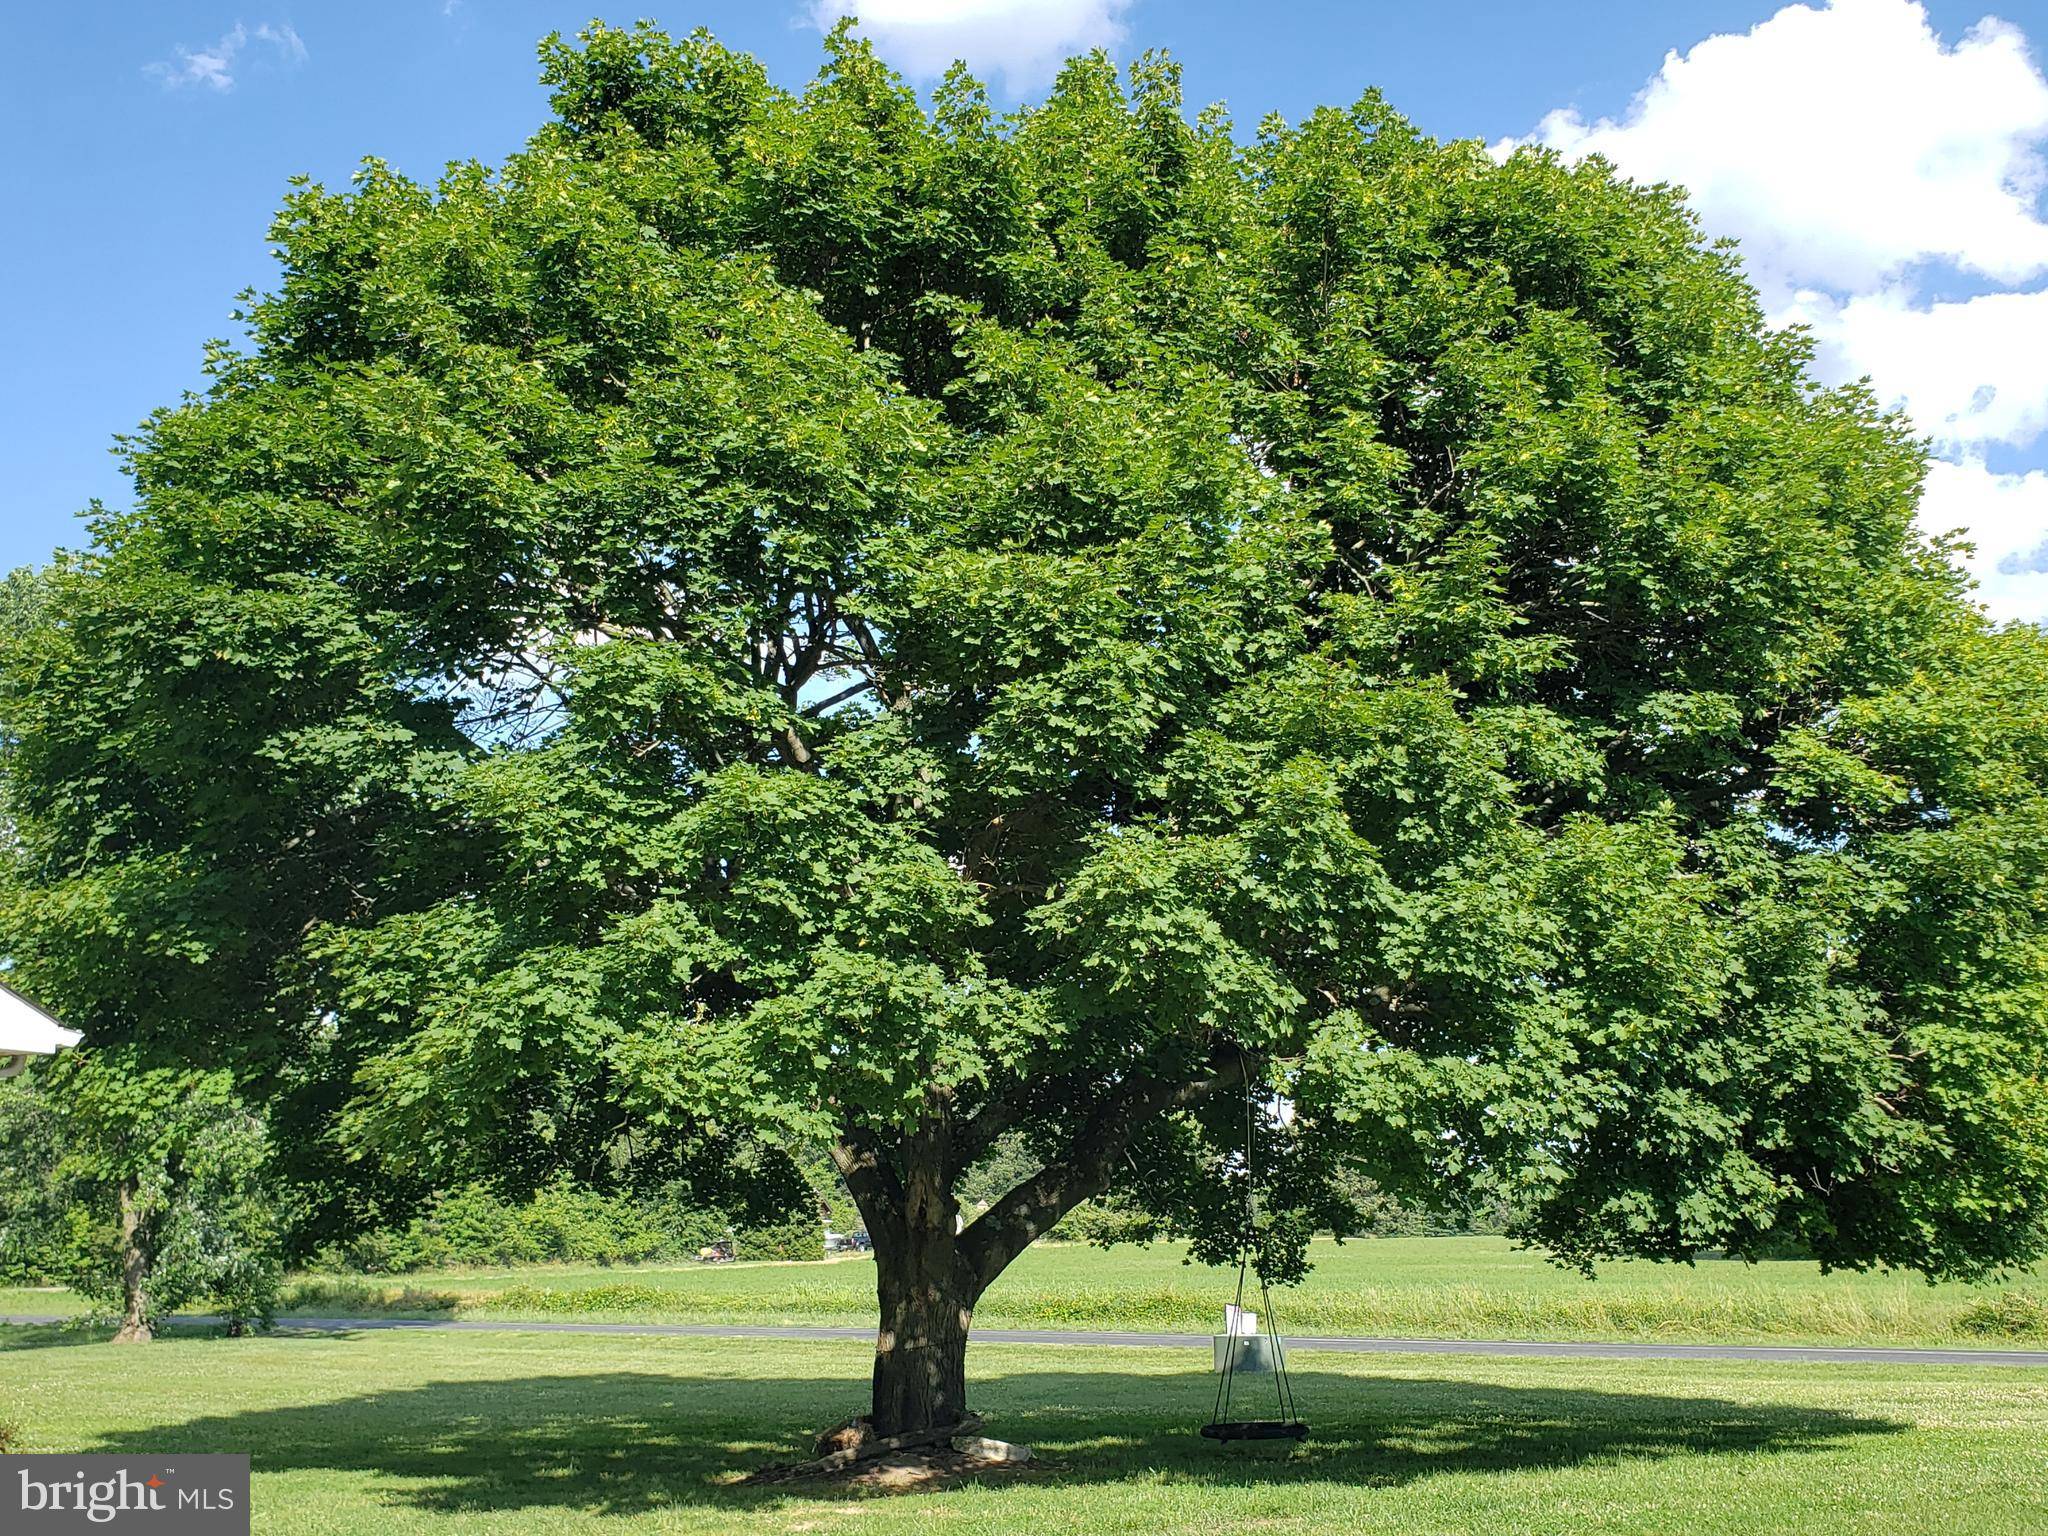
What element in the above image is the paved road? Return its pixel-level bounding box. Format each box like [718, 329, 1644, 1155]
[8, 1314, 2047, 1366]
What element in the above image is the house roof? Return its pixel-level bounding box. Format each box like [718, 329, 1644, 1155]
[0, 981, 81, 1056]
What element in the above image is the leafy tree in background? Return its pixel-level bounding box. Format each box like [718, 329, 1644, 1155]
[4, 22, 2047, 1430]
[0, 567, 54, 855]
[0, 1060, 285, 1339]
[3, 569, 288, 1340]
[0, 1075, 68, 1284]
[0, 568, 52, 644]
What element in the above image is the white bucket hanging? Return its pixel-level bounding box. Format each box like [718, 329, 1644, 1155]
[1212, 1304, 1285, 1373]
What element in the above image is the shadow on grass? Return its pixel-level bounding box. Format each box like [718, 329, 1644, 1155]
[0, 1323, 120, 1353]
[81, 1359, 1907, 1516]
[2, 1322, 264, 1353]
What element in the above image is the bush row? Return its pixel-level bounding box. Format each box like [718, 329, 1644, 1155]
[1957, 1291, 2048, 1337]
[1046, 1189, 1516, 1248]
[309, 1179, 823, 1273]
[269, 1271, 2048, 1344]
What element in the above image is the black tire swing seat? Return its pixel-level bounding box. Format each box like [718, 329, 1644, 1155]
[1201, 1419, 1309, 1443]
[1202, 1055, 1308, 1446]
[1202, 1249, 1309, 1444]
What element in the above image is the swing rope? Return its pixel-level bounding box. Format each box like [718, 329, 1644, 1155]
[1203, 1047, 1306, 1443]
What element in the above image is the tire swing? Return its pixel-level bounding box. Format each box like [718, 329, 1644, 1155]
[1202, 1059, 1308, 1445]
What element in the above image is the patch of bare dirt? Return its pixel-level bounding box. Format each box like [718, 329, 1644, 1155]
[745, 1415, 1040, 1494]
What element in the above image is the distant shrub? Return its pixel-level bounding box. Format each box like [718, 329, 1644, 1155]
[306, 1174, 830, 1276]
[519, 1180, 666, 1266]
[312, 1229, 409, 1275]
[638, 1182, 734, 1254]
[1957, 1292, 2048, 1338]
[323, 1183, 662, 1272]
[1331, 1175, 1517, 1238]
[734, 1218, 824, 1262]
[494, 1283, 669, 1315]
[1053, 1199, 1160, 1248]
[281, 1279, 458, 1315]
[428, 1185, 543, 1269]
[957, 1132, 1041, 1213]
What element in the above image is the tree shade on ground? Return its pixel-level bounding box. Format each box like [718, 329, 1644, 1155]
[3, 1332, 2046, 1535]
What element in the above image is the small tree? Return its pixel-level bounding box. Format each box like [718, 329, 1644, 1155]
[0, 1055, 285, 1340]
[5, 26, 2047, 1433]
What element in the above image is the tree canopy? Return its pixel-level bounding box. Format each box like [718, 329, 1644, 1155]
[4, 21, 2046, 1433]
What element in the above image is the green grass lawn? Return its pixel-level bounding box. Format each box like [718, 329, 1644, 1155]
[3, 1326, 2043, 1534]
[12, 1235, 2037, 1345]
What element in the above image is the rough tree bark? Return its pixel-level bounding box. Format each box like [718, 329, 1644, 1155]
[110, 1175, 152, 1345]
[834, 1059, 1245, 1439]
[870, 1209, 977, 1435]
[840, 1116, 978, 1437]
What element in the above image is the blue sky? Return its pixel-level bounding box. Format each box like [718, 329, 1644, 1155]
[7, 1, 2048, 615]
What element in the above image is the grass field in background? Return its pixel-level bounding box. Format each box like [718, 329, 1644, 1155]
[3, 1327, 2044, 1535]
[6, 1236, 2047, 1344]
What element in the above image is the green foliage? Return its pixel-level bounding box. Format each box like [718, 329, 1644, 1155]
[136, 1102, 288, 1330]
[0, 1061, 289, 1330]
[422, 1186, 545, 1269]
[494, 1282, 672, 1315]
[957, 1132, 1044, 1213]
[279, 1278, 459, 1314]
[0, 1077, 67, 1283]
[1327, 1168, 1518, 1239]
[2, 20, 2045, 1330]
[638, 1180, 742, 1256]
[732, 1217, 825, 1263]
[1054, 1198, 1162, 1248]
[308, 1176, 823, 1273]
[322, 1184, 616, 1271]
[0, 566, 54, 640]
[1955, 1292, 2048, 1338]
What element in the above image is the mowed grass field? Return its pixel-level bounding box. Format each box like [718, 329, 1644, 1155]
[10, 1236, 2042, 1344]
[3, 1326, 2044, 1535]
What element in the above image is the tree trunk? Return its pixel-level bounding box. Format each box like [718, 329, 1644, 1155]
[869, 1225, 975, 1438]
[110, 1176, 152, 1345]
[837, 1116, 983, 1440]
[838, 1069, 1240, 1441]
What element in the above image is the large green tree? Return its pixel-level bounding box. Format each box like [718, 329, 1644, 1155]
[5, 24, 2047, 1435]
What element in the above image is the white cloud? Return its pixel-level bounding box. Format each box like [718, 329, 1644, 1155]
[1507, 0, 2048, 299]
[1919, 457, 2048, 622]
[148, 22, 307, 92]
[807, 0, 1130, 90]
[1785, 285, 2048, 452]
[1503, 1, 2048, 625]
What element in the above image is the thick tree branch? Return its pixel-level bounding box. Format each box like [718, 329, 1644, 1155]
[845, 615, 902, 709]
[801, 676, 878, 717]
[830, 1123, 905, 1232]
[957, 1054, 1249, 1292]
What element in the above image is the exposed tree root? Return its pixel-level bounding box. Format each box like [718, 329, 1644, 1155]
[746, 1413, 1039, 1492]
